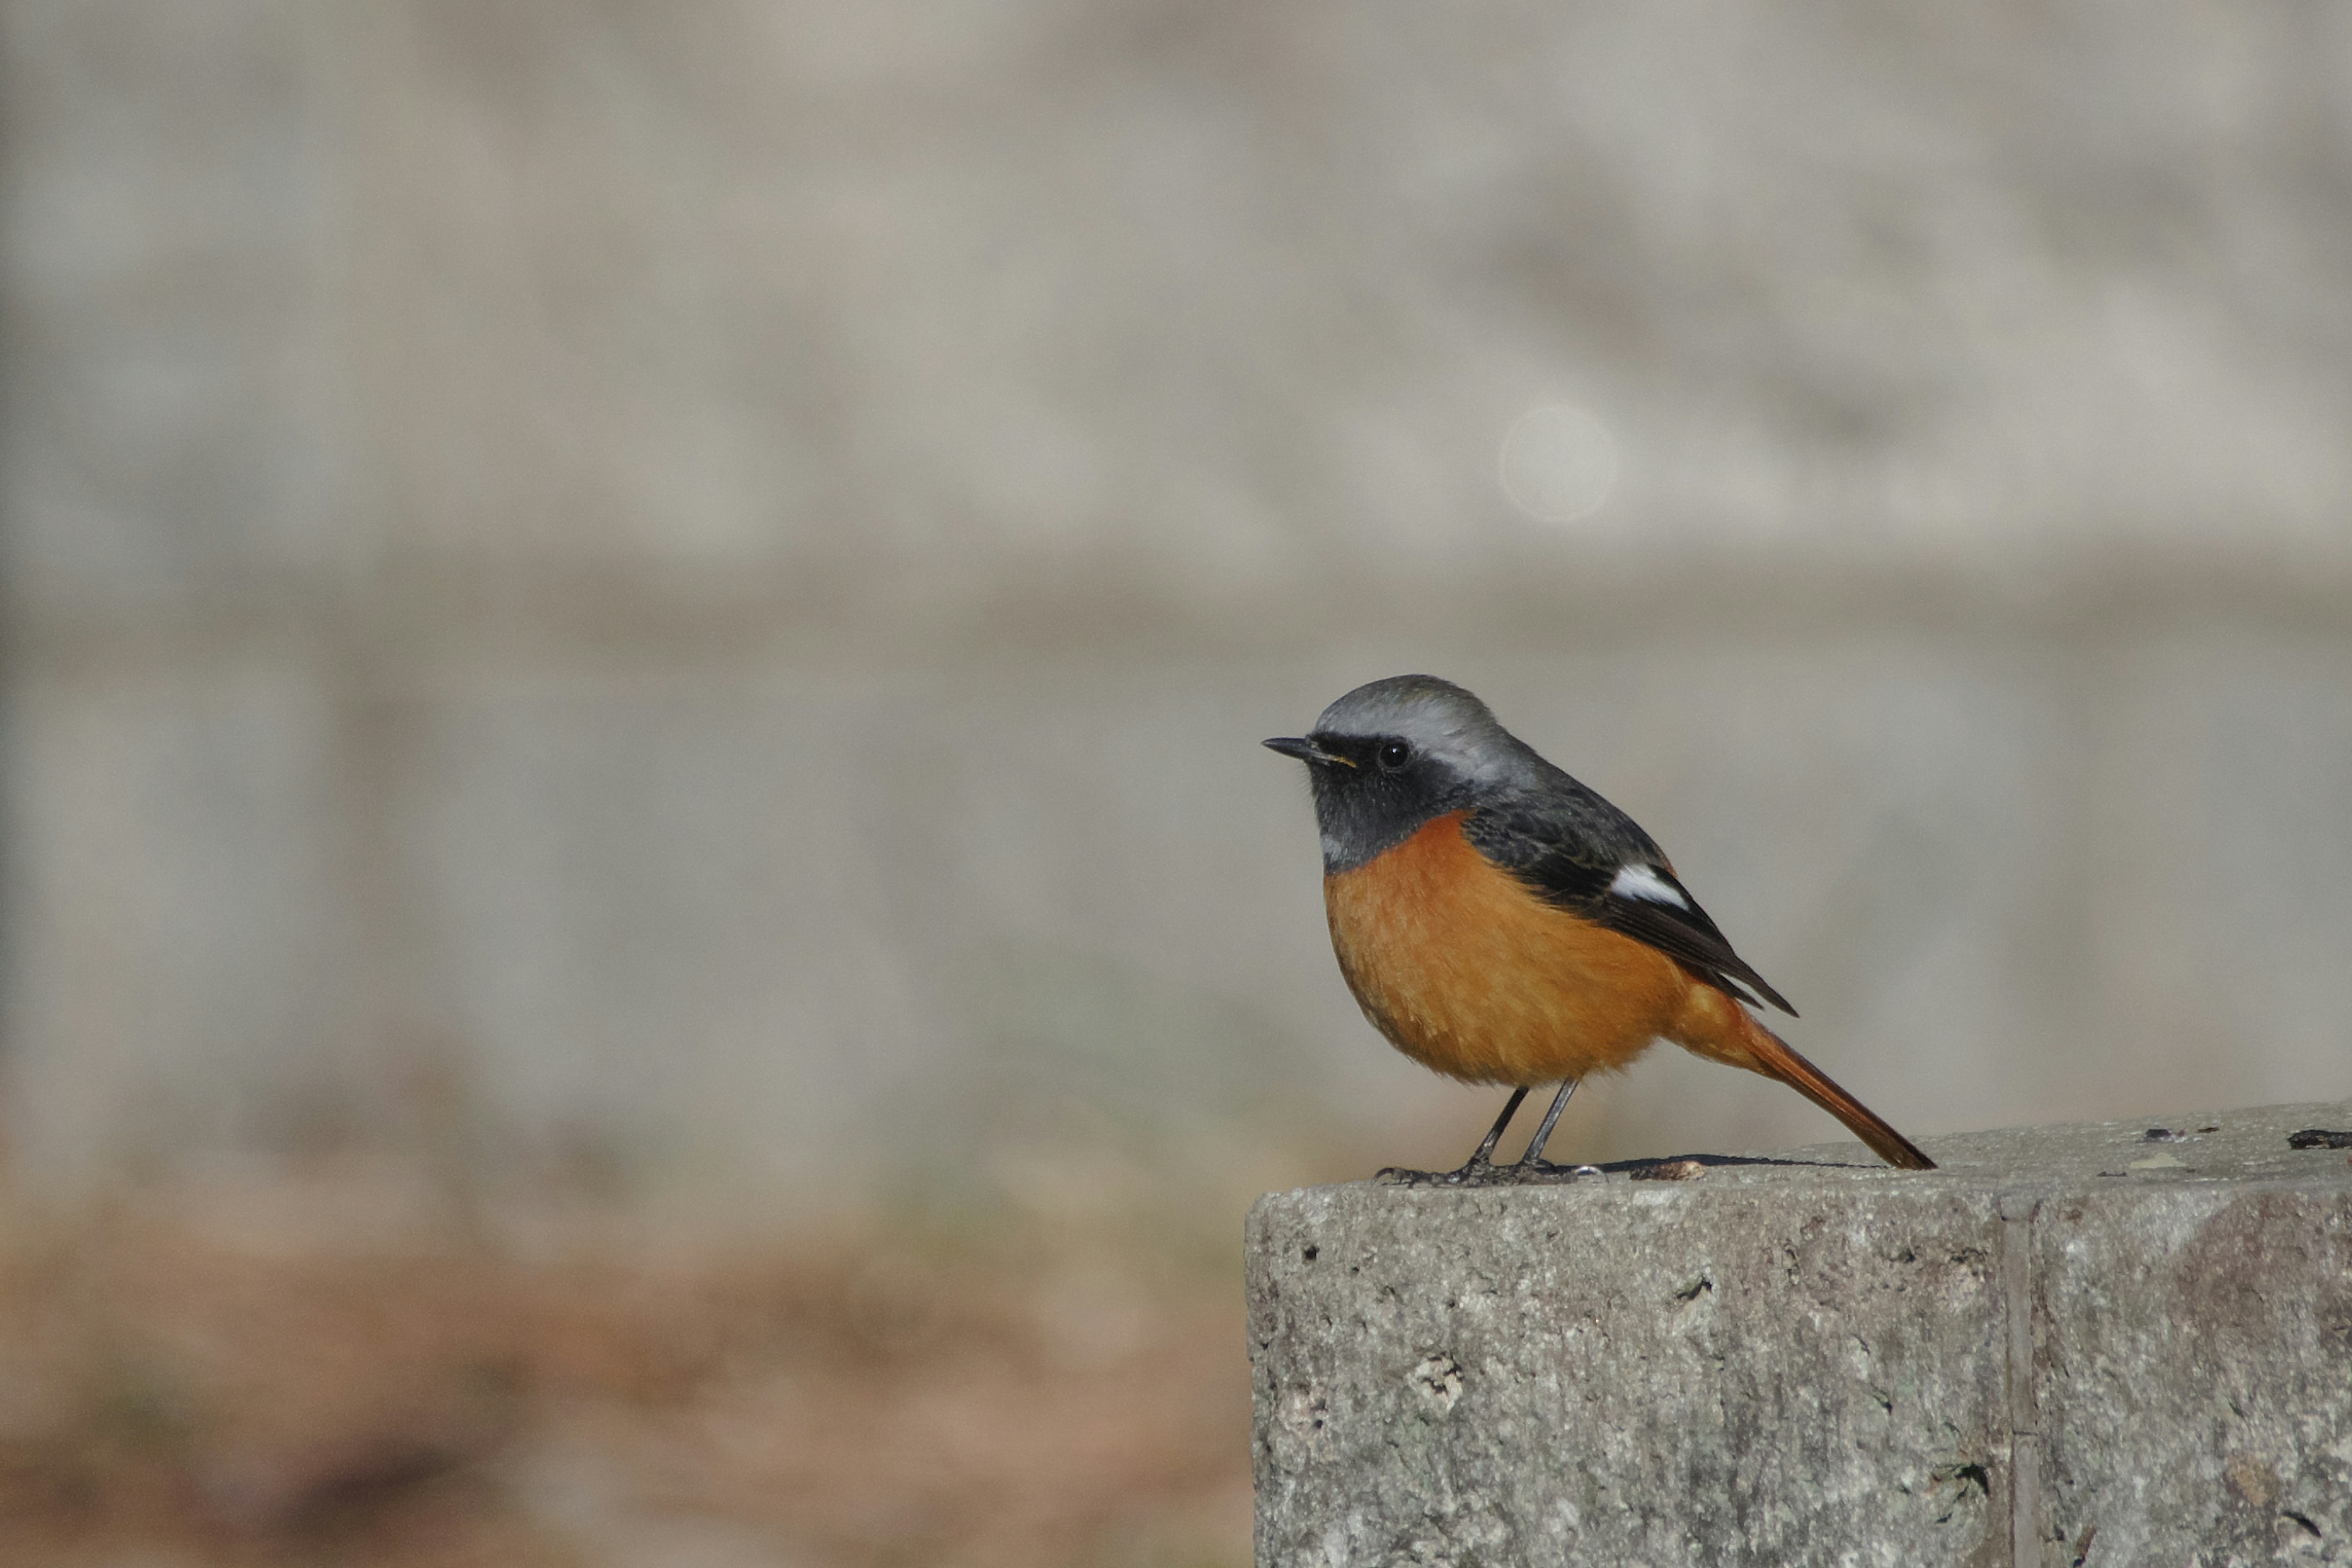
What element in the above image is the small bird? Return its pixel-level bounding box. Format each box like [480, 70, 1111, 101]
[1265, 674, 1934, 1181]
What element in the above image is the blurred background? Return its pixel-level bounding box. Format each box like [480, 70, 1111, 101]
[2, 1, 2350, 1563]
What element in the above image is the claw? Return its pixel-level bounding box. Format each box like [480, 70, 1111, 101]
[1376, 1157, 1500, 1187]
[1507, 1160, 1605, 1185]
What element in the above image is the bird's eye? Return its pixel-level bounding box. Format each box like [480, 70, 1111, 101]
[1377, 739, 1411, 771]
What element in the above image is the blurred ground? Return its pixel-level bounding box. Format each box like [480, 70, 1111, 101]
[0, 1166, 1254, 1568]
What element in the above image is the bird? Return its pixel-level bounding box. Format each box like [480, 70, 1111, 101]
[1264, 674, 1934, 1182]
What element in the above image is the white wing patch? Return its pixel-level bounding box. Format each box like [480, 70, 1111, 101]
[1608, 863, 1689, 908]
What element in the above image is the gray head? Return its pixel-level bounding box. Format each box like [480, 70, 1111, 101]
[1264, 675, 1557, 872]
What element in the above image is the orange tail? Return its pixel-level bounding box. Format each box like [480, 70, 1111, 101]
[1737, 1016, 1935, 1169]
[1676, 990, 1935, 1169]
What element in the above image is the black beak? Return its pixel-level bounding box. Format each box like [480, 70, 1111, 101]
[1262, 736, 1354, 767]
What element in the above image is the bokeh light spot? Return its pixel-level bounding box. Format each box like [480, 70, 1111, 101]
[1499, 404, 1619, 523]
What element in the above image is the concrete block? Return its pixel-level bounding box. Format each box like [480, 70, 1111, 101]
[2030, 1185, 2352, 1566]
[1248, 1101, 2352, 1567]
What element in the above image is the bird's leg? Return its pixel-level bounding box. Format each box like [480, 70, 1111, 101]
[1376, 1087, 1529, 1186]
[1466, 1085, 1531, 1167]
[1509, 1079, 1592, 1181]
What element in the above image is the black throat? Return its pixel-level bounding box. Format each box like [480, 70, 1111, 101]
[1306, 733, 1479, 875]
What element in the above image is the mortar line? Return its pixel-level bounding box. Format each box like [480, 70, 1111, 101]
[2000, 1191, 2040, 1568]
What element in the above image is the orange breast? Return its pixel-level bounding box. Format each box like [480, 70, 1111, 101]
[1323, 812, 1692, 1085]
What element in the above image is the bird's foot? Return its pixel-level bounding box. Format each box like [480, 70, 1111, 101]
[1375, 1157, 1501, 1186]
[1507, 1159, 1605, 1185]
[1375, 1159, 1603, 1188]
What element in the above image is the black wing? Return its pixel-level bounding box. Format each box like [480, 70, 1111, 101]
[1463, 796, 1798, 1017]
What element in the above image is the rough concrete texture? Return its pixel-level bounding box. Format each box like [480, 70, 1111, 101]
[1248, 1099, 2352, 1567]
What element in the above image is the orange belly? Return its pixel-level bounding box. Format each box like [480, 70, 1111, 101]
[1324, 811, 1693, 1084]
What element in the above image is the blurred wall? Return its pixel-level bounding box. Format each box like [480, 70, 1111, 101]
[4, 0, 2350, 1207]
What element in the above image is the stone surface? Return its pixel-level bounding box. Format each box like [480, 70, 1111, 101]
[1248, 1100, 2352, 1567]
[2032, 1184, 2352, 1566]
